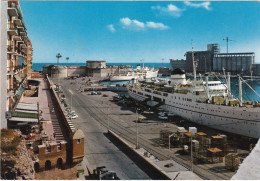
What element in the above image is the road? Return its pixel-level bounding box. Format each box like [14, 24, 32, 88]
[60, 79, 151, 180]
[59, 78, 234, 180]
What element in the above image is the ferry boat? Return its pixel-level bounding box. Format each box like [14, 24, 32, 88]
[127, 54, 260, 139]
[110, 65, 158, 82]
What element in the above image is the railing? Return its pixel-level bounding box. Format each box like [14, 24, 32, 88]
[8, 22, 17, 30]
[7, 45, 15, 52]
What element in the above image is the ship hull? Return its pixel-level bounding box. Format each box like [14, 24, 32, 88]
[128, 88, 260, 138]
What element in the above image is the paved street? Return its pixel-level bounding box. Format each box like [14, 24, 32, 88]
[59, 78, 235, 180]
[60, 79, 151, 180]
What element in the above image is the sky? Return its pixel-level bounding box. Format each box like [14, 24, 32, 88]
[19, 1, 260, 63]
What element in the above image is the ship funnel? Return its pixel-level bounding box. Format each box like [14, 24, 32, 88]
[170, 68, 186, 85]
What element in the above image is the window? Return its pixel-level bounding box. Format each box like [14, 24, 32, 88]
[77, 139, 81, 144]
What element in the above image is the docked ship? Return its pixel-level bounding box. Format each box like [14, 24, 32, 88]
[110, 64, 158, 81]
[127, 53, 260, 139]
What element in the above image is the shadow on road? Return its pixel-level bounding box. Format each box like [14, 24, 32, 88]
[103, 132, 168, 180]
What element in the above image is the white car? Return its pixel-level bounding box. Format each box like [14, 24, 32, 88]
[66, 114, 78, 119]
[158, 116, 168, 120]
[158, 112, 167, 116]
[167, 113, 175, 117]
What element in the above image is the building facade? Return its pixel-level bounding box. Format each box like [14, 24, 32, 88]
[213, 52, 255, 74]
[1, 1, 33, 128]
[170, 59, 186, 71]
[251, 64, 260, 76]
[185, 51, 214, 73]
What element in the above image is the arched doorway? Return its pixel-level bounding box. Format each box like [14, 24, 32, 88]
[45, 160, 51, 170]
[56, 158, 63, 169]
[34, 162, 40, 172]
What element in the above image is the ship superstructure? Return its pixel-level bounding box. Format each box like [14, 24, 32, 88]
[110, 65, 158, 81]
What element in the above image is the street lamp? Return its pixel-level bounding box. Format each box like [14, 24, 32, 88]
[66, 57, 69, 77]
[191, 135, 193, 172]
[169, 133, 174, 150]
[68, 89, 73, 120]
[56, 53, 62, 96]
[107, 107, 110, 132]
[136, 105, 140, 149]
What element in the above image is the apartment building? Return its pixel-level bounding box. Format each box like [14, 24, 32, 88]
[1, 1, 33, 128]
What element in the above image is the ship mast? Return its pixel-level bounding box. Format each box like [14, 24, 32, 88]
[238, 75, 243, 107]
[191, 41, 197, 81]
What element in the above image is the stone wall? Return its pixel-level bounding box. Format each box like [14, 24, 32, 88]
[67, 66, 86, 77]
[35, 141, 67, 171]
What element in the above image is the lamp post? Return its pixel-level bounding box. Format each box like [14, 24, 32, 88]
[66, 57, 69, 77]
[169, 133, 174, 150]
[56, 53, 62, 96]
[107, 107, 110, 132]
[136, 106, 140, 149]
[68, 89, 73, 120]
[191, 135, 193, 172]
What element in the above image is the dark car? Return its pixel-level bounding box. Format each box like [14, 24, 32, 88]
[100, 171, 119, 180]
[93, 166, 108, 178]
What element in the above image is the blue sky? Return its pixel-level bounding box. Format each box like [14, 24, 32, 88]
[20, 1, 260, 63]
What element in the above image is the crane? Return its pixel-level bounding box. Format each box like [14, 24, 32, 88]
[223, 37, 235, 53]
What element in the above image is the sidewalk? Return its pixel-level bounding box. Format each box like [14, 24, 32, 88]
[21, 78, 64, 142]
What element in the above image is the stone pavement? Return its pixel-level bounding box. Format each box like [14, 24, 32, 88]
[21, 78, 64, 142]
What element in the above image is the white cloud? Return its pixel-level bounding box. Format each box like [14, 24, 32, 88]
[107, 24, 116, 32]
[184, 1, 211, 10]
[119, 17, 168, 31]
[151, 4, 182, 17]
[120, 17, 132, 26]
[120, 17, 145, 30]
[146, 22, 169, 30]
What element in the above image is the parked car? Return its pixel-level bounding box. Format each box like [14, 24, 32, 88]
[91, 91, 97, 95]
[93, 166, 108, 178]
[167, 113, 175, 117]
[100, 171, 119, 180]
[158, 116, 168, 120]
[27, 133, 36, 139]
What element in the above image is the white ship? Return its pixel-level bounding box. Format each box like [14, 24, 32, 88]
[127, 54, 260, 139]
[110, 65, 158, 82]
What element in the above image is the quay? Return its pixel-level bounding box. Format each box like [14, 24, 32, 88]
[58, 76, 257, 180]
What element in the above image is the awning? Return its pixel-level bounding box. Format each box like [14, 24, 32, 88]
[18, 102, 38, 108]
[8, 117, 38, 123]
[16, 103, 38, 111]
[14, 74, 22, 82]
[13, 111, 38, 119]
[15, 109, 38, 114]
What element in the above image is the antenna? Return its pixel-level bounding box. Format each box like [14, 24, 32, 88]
[162, 58, 164, 67]
[223, 37, 235, 53]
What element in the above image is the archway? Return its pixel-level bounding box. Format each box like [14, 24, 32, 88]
[56, 158, 63, 169]
[34, 162, 40, 172]
[45, 160, 51, 170]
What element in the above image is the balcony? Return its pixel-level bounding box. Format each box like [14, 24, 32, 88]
[7, 89, 15, 97]
[13, 18, 22, 26]
[8, 2, 18, 17]
[7, 23, 18, 36]
[17, 26, 25, 32]
[7, 46, 16, 54]
[14, 35, 22, 41]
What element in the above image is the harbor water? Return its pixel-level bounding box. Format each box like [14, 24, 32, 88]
[33, 62, 260, 101]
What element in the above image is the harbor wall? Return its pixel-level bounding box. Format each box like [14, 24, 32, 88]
[107, 130, 171, 180]
[46, 76, 85, 164]
[67, 66, 86, 77]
